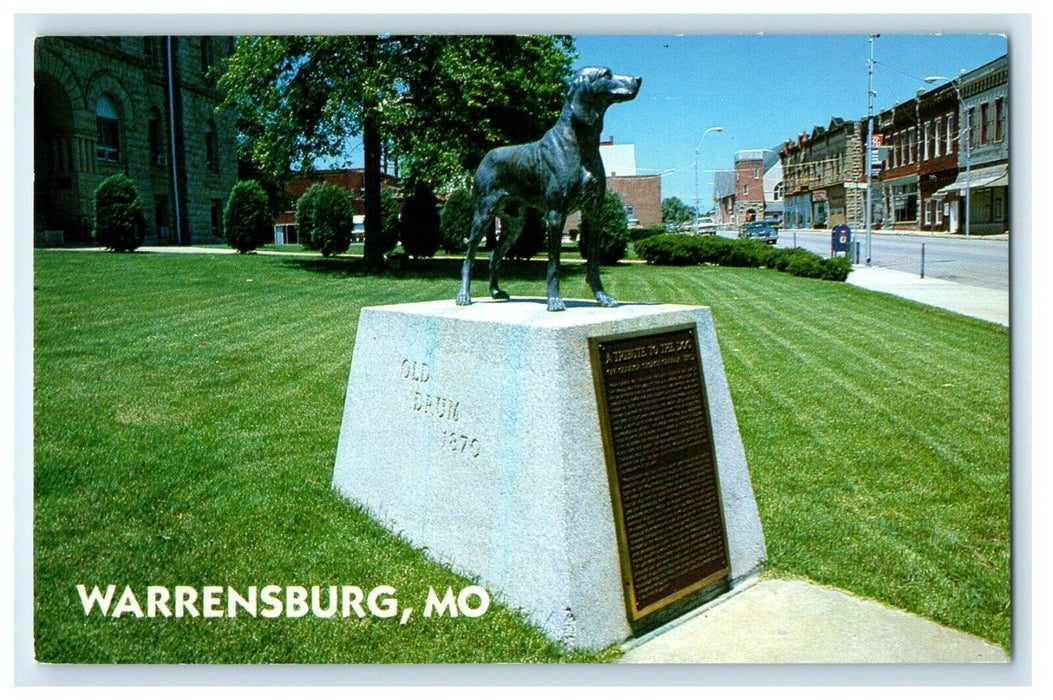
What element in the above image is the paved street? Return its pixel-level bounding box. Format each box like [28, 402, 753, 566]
[749, 228, 1009, 291]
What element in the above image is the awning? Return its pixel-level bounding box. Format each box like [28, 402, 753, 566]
[936, 164, 1008, 195]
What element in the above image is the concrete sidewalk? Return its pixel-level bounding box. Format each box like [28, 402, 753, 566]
[847, 265, 1009, 327]
[618, 577, 1008, 664]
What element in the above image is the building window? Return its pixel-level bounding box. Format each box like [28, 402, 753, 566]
[969, 106, 980, 149]
[95, 96, 120, 162]
[743, 183, 749, 196]
[205, 120, 218, 172]
[210, 201, 223, 238]
[995, 97, 1006, 142]
[753, 167, 759, 178]
[923, 121, 931, 161]
[154, 196, 169, 239]
[149, 108, 165, 167]
[934, 117, 942, 157]
[143, 37, 159, 67]
[201, 37, 215, 83]
[980, 102, 991, 145]
[908, 127, 916, 164]
[946, 113, 955, 154]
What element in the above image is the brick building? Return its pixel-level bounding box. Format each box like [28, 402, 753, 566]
[273, 169, 402, 244]
[565, 140, 661, 232]
[714, 149, 784, 229]
[733, 150, 769, 225]
[34, 36, 239, 246]
[934, 55, 1009, 235]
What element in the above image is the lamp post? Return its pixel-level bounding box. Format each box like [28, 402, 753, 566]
[925, 74, 970, 238]
[694, 126, 724, 234]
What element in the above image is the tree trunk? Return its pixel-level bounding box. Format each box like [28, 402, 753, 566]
[362, 112, 384, 269]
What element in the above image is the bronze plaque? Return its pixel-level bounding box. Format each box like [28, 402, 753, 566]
[590, 324, 730, 622]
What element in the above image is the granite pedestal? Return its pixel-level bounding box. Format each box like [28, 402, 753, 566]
[332, 299, 766, 650]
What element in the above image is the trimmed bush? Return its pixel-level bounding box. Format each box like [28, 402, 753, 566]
[295, 183, 354, 257]
[634, 234, 852, 282]
[92, 174, 146, 252]
[578, 191, 630, 265]
[223, 180, 271, 254]
[628, 225, 666, 243]
[439, 188, 472, 255]
[400, 185, 441, 259]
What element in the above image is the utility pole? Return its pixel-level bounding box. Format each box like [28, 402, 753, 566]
[865, 34, 878, 266]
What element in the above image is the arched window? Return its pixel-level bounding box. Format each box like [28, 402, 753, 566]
[96, 96, 120, 162]
[149, 107, 165, 167]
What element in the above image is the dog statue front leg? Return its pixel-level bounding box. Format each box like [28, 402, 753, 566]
[457, 203, 495, 306]
[582, 216, 618, 307]
[545, 211, 567, 312]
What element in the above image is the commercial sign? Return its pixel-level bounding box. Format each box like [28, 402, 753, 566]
[811, 190, 827, 203]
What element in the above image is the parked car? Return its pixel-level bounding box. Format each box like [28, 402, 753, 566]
[739, 220, 778, 244]
[693, 217, 718, 235]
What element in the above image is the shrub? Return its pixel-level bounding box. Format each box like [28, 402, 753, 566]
[634, 235, 852, 282]
[439, 188, 472, 255]
[92, 174, 146, 252]
[295, 183, 354, 257]
[223, 180, 271, 254]
[578, 191, 630, 265]
[720, 239, 773, 268]
[507, 207, 547, 261]
[820, 255, 853, 281]
[400, 184, 441, 259]
[628, 225, 665, 243]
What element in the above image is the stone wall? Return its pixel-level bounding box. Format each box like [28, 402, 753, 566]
[34, 36, 238, 245]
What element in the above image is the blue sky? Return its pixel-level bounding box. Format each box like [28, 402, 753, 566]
[572, 33, 1008, 209]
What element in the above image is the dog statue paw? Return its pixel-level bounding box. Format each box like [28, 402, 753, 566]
[595, 292, 618, 308]
[455, 292, 472, 306]
[547, 296, 567, 312]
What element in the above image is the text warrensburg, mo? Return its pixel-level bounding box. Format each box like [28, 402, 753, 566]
[75, 584, 490, 623]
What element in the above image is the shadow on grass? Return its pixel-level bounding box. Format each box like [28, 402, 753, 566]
[279, 254, 591, 284]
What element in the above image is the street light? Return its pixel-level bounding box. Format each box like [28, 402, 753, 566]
[694, 126, 724, 234]
[925, 74, 970, 238]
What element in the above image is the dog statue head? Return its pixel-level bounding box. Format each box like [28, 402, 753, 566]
[566, 66, 642, 126]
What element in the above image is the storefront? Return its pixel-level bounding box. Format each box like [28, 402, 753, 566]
[935, 163, 1008, 235]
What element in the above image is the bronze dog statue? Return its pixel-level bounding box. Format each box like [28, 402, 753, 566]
[455, 67, 642, 311]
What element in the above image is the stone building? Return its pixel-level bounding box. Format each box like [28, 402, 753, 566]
[781, 118, 866, 230]
[34, 36, 239, 246]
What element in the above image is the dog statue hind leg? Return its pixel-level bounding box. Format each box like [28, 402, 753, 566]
[456, 191, 503, 306]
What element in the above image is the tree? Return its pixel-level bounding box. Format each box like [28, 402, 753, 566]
[662, 197, 695, 227]
[224, 180, 272, 253]
[399, 184, 441, 259]
[578, 191, 630, 265]
[92, 174, 146, 252]
[217, 36, 574, 267]
[295, 183, 354, 257]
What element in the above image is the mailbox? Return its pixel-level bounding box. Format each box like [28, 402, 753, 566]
[831, 224, 851, 256]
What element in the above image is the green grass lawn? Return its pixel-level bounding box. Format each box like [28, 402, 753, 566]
[32, 250, 1010, 662]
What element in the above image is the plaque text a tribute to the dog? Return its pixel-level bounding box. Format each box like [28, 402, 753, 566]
[590, 325, 730, 622]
